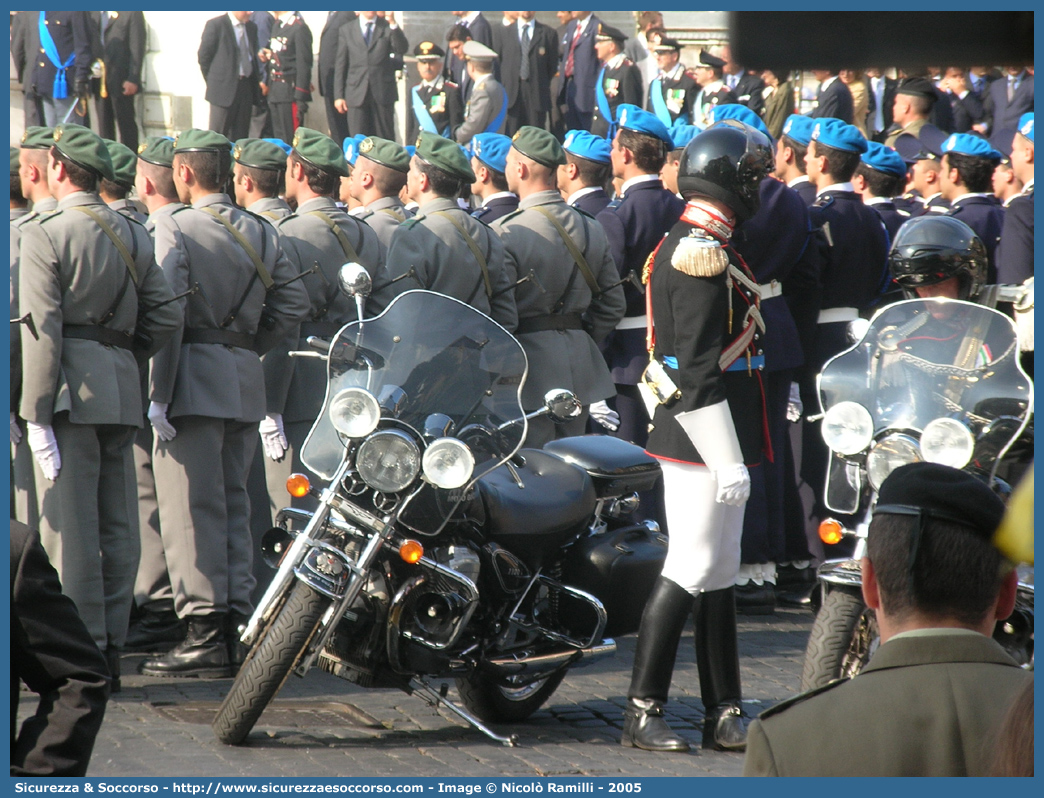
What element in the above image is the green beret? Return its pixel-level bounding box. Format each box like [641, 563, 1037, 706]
[53, 124, 115, 182]
[20, 126, 55, 150]
[510, 126, 566, 169]
[136, 136, 175, 168]
[357, 136, 410, 174]
[104, 139, 137, 187]
[291, 127, 348, 177]
[233, 138, 288, 172]
[416, 131, 474, 183]
[174, 128, 231, 153]
[11, 147, 20, 174]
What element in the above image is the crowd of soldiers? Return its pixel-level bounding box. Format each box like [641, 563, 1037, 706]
[8, 8, 1036, 776]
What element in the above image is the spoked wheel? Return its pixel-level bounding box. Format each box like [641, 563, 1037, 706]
[455, 670, 567, 723]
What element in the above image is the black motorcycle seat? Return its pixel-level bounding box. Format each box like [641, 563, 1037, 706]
[544, 435, 661, 497]
[474, 449, 597, 569]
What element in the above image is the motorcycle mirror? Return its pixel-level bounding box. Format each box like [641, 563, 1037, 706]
[846, 318, 871, 344]
[543, 389, 582, 423]
[338, 262, 372, 300]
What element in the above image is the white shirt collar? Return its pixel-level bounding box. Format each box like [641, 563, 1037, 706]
[574, 15, 590, 35]
[659, 63, 683, 81]
[787, 175, 810, 188]
[620, 174, 660, 195]
[567, 186, 601, 205]
[1003, 193, 1019, 207]
[463, 11, 481, 26]
[1022, 178, 1034, 193]
[227, 12, 245, 28]
[702, 80, 724, 94]
[951, 192, 991, 205]
[348, 206, 368, 217]
[820, 74, 838, 90]
[817, 181, 854, 196]
[482, 191, 516, 206]
[517, 18, 533, 35]
[421, 76, 443, 89]
[864, 196, 891, 206]
[359, 16, 376, 34]
[606, 52, 625, 70]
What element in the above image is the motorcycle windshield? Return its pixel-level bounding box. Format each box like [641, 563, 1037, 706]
[301, 291, 528, 526]
[819, 298, 1033, 468]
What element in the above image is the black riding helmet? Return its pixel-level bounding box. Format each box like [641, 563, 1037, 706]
[676, 119, 774, 223]
[889, 215, 988, 301]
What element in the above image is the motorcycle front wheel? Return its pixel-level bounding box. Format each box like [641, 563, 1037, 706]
[212, 581, 327, 745]
[800, 588, 878, 692]
[455, 670, 566, 723]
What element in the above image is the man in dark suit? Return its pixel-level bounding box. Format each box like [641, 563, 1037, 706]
[494, 10, 558, 135]
[745, 463, 1032, 776]
[198, 11, 262, 142]
[722, 46, 764, 117]
[558, 11, 601, 132]
[317, 10, 356, 145]
[810, 69, 854, 123]
[984, 66, 1033, 136]
[941, 67, 985, 134]
[451, 10, 493, 48]
[865, 68, 896, 141]
[444, 24, 474, 104]
[248, 10, 275, 138]
[333, 10, 409, 141]
[558, 129, 613, 215]
[88, 11, 144, 151]
[11, 521, 111, 777]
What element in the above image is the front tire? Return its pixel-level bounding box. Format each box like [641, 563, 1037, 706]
[800, 588, 877, 691]
[456, 670, 566, 723]
[212, 582, 327, 745]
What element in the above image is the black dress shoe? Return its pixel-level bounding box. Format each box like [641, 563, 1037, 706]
[621, 698, 691, 752]
[775, 564, 817, 608]
[139, 615, 231, 679]
[125, 607, 187, 653]
[734, 582, 776, 615]
[702, 702, 747, 751]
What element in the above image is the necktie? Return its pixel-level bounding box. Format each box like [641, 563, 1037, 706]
[237, 23, 251, 77]
[364, 21, 373, 45]
[520, 24, 531, 81]
[1008, 77, 1016, 103]
[100, 11, 110, 45]
[565, 22, 581, 78]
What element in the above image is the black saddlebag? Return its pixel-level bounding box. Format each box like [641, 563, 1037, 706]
[562, 523, 669, 638]
[544, 435, 661, 498]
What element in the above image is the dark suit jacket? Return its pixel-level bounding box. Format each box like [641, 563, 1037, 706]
[811, 77, 854, 123]
[26, 11, 94, 98]
[995, 190, 1033, 284]
[463, 12, 493, 48]
[318, 10, 356, 98]
[334, 16, 408, 105]
[88, 11, 145, 92]
[495, 20, 558, 111]
[570, 188, 612, 217]
[558, 15, 600, 114]
[867, 75, 897, 140]
[984, 73, 1034, 134]
[11, 521, 110, 777]
[732, 72, 765, 116]
[948, 88, 985, 133]
[198, 14, 261, 108]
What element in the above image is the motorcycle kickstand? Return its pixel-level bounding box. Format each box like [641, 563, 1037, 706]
[408, 677, 520, 747]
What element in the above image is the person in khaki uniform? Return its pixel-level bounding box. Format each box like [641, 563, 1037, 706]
[347, 135, 413, 250]
[744, 463, 1033, 777]
[492, 126, 625, 446]
[140, 129, 310, 679]
[259, 127, 384, 520]
[18, 124, 182, 685]
[370, 131, 516, 331]
[231, 138, 293, 221]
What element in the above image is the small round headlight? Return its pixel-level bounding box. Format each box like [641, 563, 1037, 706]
[920, 417, 974, 469]
[867, 434, 922, 491]
[356, 430, 421, 494]
[822, 401, 874, 456]
[329, 387, 380, 439]
[422, 438, 475, 490]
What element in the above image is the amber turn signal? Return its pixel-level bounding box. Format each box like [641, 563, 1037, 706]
[399, 539, 423, 564]
[818, 518, 845, 546]
[286, 473, 311, 498]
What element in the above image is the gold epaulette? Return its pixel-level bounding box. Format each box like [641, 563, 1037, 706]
[671, 233, 729, 277]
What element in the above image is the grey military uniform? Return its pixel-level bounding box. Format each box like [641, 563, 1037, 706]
[372, 197, 517, 331]
[248, 196, 293, 222]
[455, 75, 508, 143]
[10, 196, 57, 532]
[19, 191, 181, 649]
[149, 193, 309, 619]
[493, 190, 624, 444]
[260, 196, 385, 517]
[353, 195, 413, 251]
[107, 198, 148, 225]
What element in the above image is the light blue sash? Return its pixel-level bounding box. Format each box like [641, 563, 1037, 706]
[484, 85, 509, 134]
[38, 12, 76, 100]
[411, 86, 448, 137]
[650, 78, 673, 127]
[595, 66, 615, 139]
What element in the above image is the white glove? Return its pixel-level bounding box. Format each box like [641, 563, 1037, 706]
[675, 400, 750, 506]
[26, 421, 61, 481]
[10, 413, 22, 446]
[148, 401, 177, 442]
[589, 400, 620, 432]
[714, 463, 751, 506]
[786, 381, 804, 424]
[259, 413, 288, 461]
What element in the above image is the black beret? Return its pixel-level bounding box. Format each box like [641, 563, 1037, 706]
[896, 77, 938, 104]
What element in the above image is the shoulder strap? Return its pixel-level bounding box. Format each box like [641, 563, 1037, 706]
[434, 210, 492, 299]
[201, 205, 274, 289]
[533, 205, 600, 295]
[307, 209, 361, 262]
[71, 205, 138, 285]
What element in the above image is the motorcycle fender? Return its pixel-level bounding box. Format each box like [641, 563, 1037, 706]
[294, 542, 356, 599]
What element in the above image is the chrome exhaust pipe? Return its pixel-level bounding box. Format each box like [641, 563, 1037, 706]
[485, 639, 616, 677]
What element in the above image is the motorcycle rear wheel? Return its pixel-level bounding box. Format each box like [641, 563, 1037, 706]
[455, 670, 566, 723]
[212, 581, 327, 745]
[800, 588, 877, 692]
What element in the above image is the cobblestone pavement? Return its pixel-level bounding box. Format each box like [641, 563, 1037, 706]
[24, 606, 812, 779]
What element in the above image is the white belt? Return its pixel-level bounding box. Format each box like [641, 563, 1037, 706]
[758, 280, 783, 299]
[616, 315, 648, 331]
[818, 307, 859, 324]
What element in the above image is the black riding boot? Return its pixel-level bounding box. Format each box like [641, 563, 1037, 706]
[124, 600, 186, 653]
[621, 576, 696, 752]
[139, 614, 232, 679]
[694, 587, 747, 751]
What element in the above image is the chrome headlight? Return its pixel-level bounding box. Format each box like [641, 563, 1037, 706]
[867, 434, 922, 491]
[422, 438, 475, 490]
[356, 430, 421, 494]
[822, 401, 874, 456]
[330, 387, 380, 439]
[920, 418, 974, 469]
